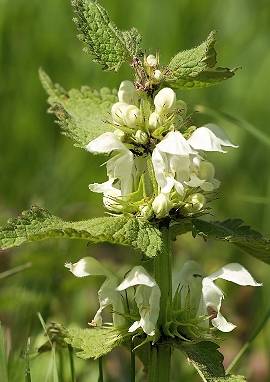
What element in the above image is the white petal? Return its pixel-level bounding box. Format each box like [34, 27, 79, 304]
[188, 124, 238, 153]
[207, 263, 262, 286]
[152, 193, 172, 218]
[211, 312, 236, 332]
[89, 179, 119, 194]
[128, 321, 141, 333]
[157, 131, 195, 156]
[117, 266, 156, 290]
[118, 80, 137, 105]
[65, 257, 110, 278]
[152, 148, 173, 192]
[185, 174, 205, 188]
[86, 132, 127, 154]
[117, 266, 160, 336]
[106, 151, 134, 195]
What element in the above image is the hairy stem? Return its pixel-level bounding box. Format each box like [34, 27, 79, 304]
[150, 224, 172, 381]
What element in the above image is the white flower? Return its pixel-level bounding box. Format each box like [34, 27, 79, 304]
[152, 131, 195, 195]
[185, 157, 220, 192]
[175, 261, 261, 333]
[89, 179, 122, 212]
[117, 266, 161, 336]
[154, 88, 176, 114]
[65, 257, 125, 327]
[146, 54, 158, 67]
[86, 132, 134, 195]
[188, 123, 238, 153]
[117, 80, 138, 105]
[200, 263, 261, 332]
[152, 193, 173, 219]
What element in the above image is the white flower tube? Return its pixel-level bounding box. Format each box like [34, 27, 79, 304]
[65, 257, 125, 327]
[200, 263, 262, 332]
[117, 266, 161, 336]
[152, 193, 173, 218]
[188, 124, 238, 153]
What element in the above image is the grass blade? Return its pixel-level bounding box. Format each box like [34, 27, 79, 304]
[0, 263, 32, 280]
[0, 323, 8, 382]
[226, 305, 270, 374]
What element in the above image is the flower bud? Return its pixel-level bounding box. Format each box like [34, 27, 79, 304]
[139, 204, 154, 219]
[118, 80, 137, 105]
[152, 193, 172, 219]
[124, 105, 142, 128]
[174, 99, 187, 116]
[154, 87, 176, 114]
[198, 161, 215, 181]
[146, 54, 157, 67]
[111, 102, 129, 125]
[148, 111, 160, 129]
[113, 128, 125, 141]
[184, 193, 206, 213]
[134, 130, 148, 144]
[153, 70, 163, 82]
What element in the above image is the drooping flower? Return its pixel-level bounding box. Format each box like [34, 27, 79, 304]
[117, 266, 161, 336]
[175, 261, 261, 333]
[65, 257, 125, 327]
[188, 123, 238, 153]
[86, 131, 134, 197]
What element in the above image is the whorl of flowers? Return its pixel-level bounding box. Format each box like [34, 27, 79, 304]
[86, 55, 237, 220]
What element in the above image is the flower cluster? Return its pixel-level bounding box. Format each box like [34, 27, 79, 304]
[86, 70, 237, 219]
[66, 259, 261, 338]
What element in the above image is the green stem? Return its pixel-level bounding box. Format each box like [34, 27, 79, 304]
[226, 305, 270, 374]
[130, 341, 136, 382]
[98, 357, 103, 382]
[68, 345, 76, 382]
[149, 224, 172, 381]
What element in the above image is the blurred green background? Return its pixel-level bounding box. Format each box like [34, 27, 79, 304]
[1, 0, 270, 380]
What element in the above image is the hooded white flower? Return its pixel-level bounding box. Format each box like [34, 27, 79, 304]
[199, 263, 261, 332]
[86, 132, 134, 195]
[188, 123, 238, 153]
[65, 257, 125, 327]
[117, 266, 161, 336]
[175, 261, 261, 333]
[152, 131, 195, 196]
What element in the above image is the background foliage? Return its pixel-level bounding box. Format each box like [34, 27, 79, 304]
[0, 0, 270, 380]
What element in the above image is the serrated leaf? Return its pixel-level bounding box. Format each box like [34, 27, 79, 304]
[0, 206, 162, 258]
[72, 0, 142, 71]
[170, 217, 270, 264]
[164, 31, 236, 89]
[192, 218, 270, 264]
[65, 326, 129, 359]
[181, 341, 225, 380]
[39, 68, 117, 148]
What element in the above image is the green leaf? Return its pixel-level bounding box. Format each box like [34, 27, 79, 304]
[71, 0, 142, 71]
[65, 326, 129, 359]
[0, 206, 162, 258]
[39, 68, 117, 148]
[170, 217, 270, 264]
[180, 341, 246, 382]
[164, 31, 237, 89]
[192, 218, 270, 265]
